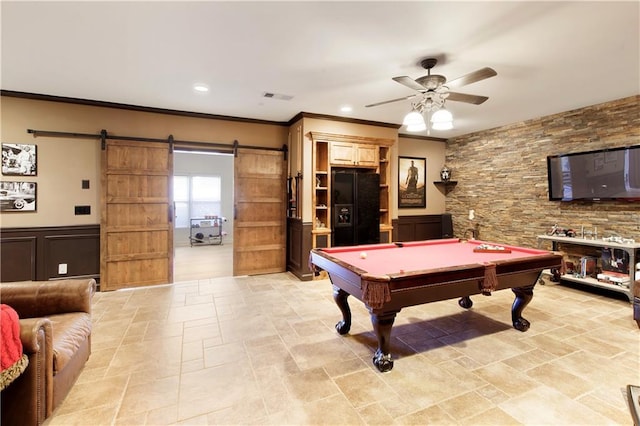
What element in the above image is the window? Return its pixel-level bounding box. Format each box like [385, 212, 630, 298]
[173, 175, 222, 228]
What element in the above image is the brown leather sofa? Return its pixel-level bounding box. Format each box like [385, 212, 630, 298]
[0, 279, 96, 425]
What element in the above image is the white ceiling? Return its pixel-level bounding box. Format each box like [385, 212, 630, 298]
[2, 1, 639, 138]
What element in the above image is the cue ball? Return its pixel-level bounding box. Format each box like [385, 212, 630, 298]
[360, 252, 367, 259]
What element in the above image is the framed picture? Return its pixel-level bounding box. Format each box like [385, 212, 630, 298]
[398, 156, 426, 208]
[2, 143, 37, 176]
[0, 181, 37, 212]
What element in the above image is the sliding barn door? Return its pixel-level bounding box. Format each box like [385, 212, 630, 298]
[233, 148, 286, 275]
[100, 139, 173, 290]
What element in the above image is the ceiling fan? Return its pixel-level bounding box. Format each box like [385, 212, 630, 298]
[365, 58, 497, 109]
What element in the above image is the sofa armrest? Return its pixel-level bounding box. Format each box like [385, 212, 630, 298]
[1, 316, 54, 425]
[0, 279, 96, 318]
[19, 317, 54, 414]
[19, 317, 53, 355]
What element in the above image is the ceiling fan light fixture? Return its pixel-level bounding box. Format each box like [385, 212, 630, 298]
[402, 110, 425, 127]
[430, 107, 453, 123]
[406, 122, 427, 132]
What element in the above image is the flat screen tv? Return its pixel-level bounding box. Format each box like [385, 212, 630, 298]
[547, 145, 640, 201]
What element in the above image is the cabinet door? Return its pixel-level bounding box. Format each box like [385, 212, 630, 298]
[356, 145, 378, 167]
[330, 142, 356, 165]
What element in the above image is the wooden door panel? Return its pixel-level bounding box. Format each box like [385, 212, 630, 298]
[233, 148, 286, 276]
[106, 231, 169, 256]
[106, 258, 169, 287]
[234, 247, 286, 275]
[101, 139, 173, 291]
[106, 175, 169, 199]
[236, 178, 282, 198]
[235, 202, 282, 222]
[106, 145, 169, 171]
[105, 204, 168, 227]
[234, 226, 284, 246]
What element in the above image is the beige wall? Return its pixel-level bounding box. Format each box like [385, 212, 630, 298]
[445, 95, 640, 247]
[0, 96, 287, 228]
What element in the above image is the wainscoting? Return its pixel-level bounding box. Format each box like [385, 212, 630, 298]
[1, 225, 100, 282]
[394, 213, 453, 242]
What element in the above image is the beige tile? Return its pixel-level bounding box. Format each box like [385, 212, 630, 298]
[205, 396, 267, 424]
[381, 355, 476, 407]
[577, 392, 632, 424]
[282, 367, 341, 403]
[46, 271, 640, 426]
[500, 387, 611, 425]
[167, 302, 216, 323]
[437, 390, 493, 421]
[53, 374, 129, 416]
[265, 394, 365, 425]
[356, 402, 396, 425]
[48, 403, 119, 425]
[145, 404, 179, 426]
[323, 356, 370, 378]
[526, 362, 593, 399]
[334, 369, 398, 408]
[203, 340, 247, 367]
[465, 406, 523, 425]
[108, 336, 182, 376]
[501, 347, 557, 372]
[287, 335, 360, 370]
[117, 375, 180, 418]
[177, 363, 259, 420]
[395, 404, 456, 425]
[473, 362, 540, 398]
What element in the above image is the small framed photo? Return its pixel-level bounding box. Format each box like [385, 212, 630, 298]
[2, 143, 37, 176]
[0, 181, 37, 212]
[398, 156, 426, 208]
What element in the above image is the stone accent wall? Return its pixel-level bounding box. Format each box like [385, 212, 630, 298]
[445, 95, 640, 248]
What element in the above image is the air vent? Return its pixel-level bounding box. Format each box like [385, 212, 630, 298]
[262, 92, 294, 101]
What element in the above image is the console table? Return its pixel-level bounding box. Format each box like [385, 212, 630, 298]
[537, 235, 639, 302]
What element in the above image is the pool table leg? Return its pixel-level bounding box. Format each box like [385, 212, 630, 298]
[333, 286, 352, 334]
[370, 311, 397, 373]
[511, 284, 535, 331]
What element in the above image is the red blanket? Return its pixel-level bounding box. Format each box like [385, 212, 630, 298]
[1, 304, 23, 371]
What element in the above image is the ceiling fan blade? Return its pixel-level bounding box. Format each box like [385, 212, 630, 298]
[447, 92, 489, 105]
[392, 76, 427, 92]
[447, 67, 497, 88]
[365, 94, 418, 108]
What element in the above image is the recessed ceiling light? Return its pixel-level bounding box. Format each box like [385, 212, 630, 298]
[340, 105, 353, 113]
[193, 83, 209, 93]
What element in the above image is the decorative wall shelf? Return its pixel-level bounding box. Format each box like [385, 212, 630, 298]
[433, 181, 457, 194]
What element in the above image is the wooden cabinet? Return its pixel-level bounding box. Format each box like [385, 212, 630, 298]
[378, 145, 392, 243]
[310, 132, 395, 249]
[330, 142, 379, 167]
[312, 140, 331, 248]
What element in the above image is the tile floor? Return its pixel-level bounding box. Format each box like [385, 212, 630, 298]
[47, 274, 638, 425]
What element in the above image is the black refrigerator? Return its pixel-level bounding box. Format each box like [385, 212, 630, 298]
[331, 169, 380, 247]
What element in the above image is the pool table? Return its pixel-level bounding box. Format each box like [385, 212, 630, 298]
[309, 238, 563, 372]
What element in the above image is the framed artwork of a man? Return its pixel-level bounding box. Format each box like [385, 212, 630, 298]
[398, 156, 426, 208]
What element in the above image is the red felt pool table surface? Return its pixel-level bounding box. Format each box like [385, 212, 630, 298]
[320, 238, 550, 277]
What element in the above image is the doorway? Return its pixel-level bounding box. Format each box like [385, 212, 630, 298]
[173, 151, 234, 281]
